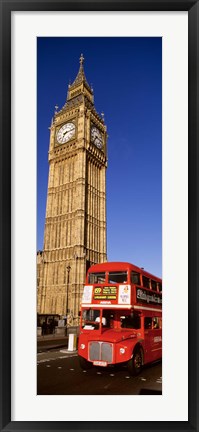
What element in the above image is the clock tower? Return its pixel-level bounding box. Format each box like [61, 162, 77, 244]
[37, 54, 107, 323]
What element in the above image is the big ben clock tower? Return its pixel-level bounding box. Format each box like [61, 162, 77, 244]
[37, 54, 108, 323]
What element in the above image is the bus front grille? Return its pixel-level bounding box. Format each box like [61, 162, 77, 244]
[89, 342, 113, 363]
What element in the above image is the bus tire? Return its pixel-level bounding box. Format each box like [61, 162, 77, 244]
[78, 355, 92, 370]
[128, 347, 143, 376]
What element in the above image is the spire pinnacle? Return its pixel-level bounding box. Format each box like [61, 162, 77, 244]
[69, 54, 90, 91]
[66, 54, 94, 104]
[79, 53, 84, 66]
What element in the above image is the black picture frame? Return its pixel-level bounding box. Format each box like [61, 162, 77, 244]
[0, 1, 198, 431]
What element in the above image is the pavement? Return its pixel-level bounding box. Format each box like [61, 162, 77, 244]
[38, 325, 80, 351]
[37, 333, 77, 351]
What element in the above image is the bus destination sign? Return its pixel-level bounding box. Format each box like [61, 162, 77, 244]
[94, 286, 117, 300]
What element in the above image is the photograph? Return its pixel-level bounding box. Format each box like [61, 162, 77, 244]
[1, 3, 198, 429]
[37, 37, 162, 395]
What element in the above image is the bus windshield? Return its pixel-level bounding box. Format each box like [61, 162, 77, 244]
[82, 309, 100, 330]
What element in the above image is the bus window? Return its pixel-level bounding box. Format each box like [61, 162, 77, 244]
[142, 276, 150, 288]
[152, 317, 159, 329]
[108, 271, 127, 284]
[95, 311, 115, 328]
[144, 317, 152, 329]
[131, 272, 141, 285]
[158, 283, 162, 293]
[120, 313, 141, 329]
[151, 280, 157, 291]
[82, 309, 100, 329]
[95, 316, 107, 326]
[88, 272, 106, 284]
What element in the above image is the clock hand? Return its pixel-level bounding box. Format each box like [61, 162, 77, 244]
[63, 126, 75, 136]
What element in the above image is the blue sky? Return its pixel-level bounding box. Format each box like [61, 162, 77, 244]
[37, 37, 162, 277]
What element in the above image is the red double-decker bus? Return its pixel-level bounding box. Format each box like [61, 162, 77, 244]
[78, 262, 162, 375]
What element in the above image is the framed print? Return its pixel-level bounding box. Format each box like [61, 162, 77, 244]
[0, 1, 198, 431]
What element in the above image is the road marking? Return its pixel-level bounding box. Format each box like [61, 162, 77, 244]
[37, 354, 77, 364]
[110, 374, 115, 377]
[125, 376, 130, 379]
[97, 372, 102, 375]
[70, 368, 74, 371]
[141, 378, 146, 381]
[58, 367, 62, 369]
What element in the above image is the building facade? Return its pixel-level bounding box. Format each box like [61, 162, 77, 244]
[37, 54, 108, 324]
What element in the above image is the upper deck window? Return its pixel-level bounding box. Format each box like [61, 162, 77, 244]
[88, 272, 106, 284]
[151, 279, 157, 291]
[131, 272, 141, 285]
[142, 276, 150, 288]
[108, 271, 127, 284]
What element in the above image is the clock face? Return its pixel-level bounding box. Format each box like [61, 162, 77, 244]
[57, 122, 76, 144]
[91, 126, 103, 149]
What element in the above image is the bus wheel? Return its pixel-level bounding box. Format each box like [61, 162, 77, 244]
[128, 348, 142, 376]
[78, 355, 92, 370]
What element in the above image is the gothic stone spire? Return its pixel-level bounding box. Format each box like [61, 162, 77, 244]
[69, 53, 91, 92]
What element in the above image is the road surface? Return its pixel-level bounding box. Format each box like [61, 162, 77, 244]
[37, 348, 162, 395]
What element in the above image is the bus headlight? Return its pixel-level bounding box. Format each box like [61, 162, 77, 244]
[80, 344, 85, 349]
[120, 348, 125, 354]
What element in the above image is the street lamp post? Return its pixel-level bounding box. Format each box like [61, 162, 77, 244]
[66, 265, 71, 320]
[73, 252, 78, 319]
